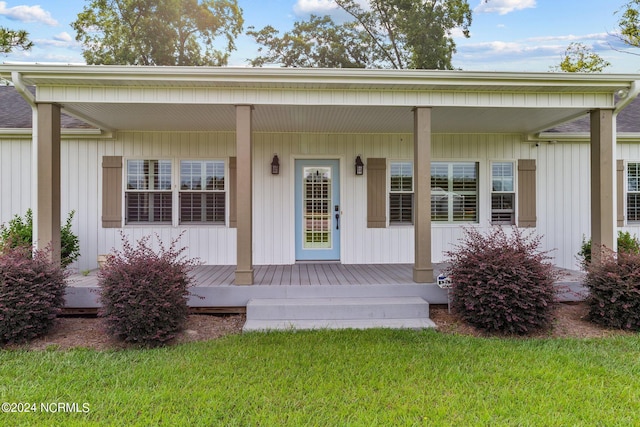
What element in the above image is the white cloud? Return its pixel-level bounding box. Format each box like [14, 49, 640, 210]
[36, 33, 78, 49]
[53, 32, 73, 43]
[527, 33, 609, 43]
[293, 0, 339, 15]
[0, 1, 58, 26]
[293, 0, 369, 17]
[475, 0, 536, 15]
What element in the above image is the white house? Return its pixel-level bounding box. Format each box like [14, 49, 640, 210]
[0, 66, 638, 312]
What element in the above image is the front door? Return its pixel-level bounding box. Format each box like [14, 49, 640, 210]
[295, 160, 340, 261]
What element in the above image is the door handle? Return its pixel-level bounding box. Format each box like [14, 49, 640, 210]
[335, 213, 340, 230]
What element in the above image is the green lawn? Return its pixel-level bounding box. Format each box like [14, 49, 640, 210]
[1, 329, 639, 426]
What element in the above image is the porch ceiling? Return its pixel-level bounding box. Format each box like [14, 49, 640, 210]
[61, 102, 589, 134]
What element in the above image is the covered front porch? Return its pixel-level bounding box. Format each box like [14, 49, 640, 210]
[0, 65, 635, 282]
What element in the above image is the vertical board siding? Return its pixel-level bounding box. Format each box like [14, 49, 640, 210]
[1, 131, 615, 271]
[98, 132, 238, 268]
[0, 139, 32, 223]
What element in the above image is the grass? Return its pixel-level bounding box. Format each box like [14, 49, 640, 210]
[1, 329, 640, 426]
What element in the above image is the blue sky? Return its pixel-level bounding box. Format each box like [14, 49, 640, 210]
[1, 0, 640, 72]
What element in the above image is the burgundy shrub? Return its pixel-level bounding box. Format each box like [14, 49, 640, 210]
[0, 245, 67, 344]
[98, 234, 197, 347]
[584, 248, 640, 331]
[445, 227, 559, 335]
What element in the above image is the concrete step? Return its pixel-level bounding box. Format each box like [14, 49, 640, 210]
[243, 296, 436, 332]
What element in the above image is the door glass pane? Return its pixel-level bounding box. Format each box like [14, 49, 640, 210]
[303, 167, 332, 249]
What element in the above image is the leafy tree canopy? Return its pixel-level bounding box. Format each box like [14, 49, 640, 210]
[0, 27, 33, 54]
[617, 0, 640, 49]
[248, 15, 378, 68]
[249, 0, 472, 69]
[552, 42, 610, 73]
[72, 0, 243, 65]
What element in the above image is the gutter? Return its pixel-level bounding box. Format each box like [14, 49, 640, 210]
[614, 80, 640, 113]
[11, 71, 35, 107]
[9, 71, 114, 136]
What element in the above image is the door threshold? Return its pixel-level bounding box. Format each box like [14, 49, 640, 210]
[295, 260, 341, 264]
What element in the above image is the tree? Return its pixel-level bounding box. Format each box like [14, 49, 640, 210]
[249, 0, 472, 69]
[552, 43, 610, 73]
[0, 28, 33, 54]
[616, 0, 640, 50]
[248, 15, 378, 68]
[72, 0, 243, 65]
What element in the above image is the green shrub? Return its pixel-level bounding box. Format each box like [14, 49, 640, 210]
[98, 234, 197, 347]
[445, 227, 559, 335]
[579, 231, 640, 267]
[0, 245, 67, 345]
[584, 248, 640, 331]
[0, 209, 80, 268]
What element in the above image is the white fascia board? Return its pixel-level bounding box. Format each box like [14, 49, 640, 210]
[1, 64, 638, 92]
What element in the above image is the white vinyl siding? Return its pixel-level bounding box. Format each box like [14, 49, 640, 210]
[491, 162, 515, 225]
[2, 130, 598, 271]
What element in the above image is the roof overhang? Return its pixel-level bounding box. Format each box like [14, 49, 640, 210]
[2, 64, 639, 135]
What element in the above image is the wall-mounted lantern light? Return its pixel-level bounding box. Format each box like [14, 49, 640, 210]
[355, 155, 364, 176]
[271, 154, 280, 175]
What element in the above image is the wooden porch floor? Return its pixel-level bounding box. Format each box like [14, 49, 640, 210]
[70, 263, 427, 287]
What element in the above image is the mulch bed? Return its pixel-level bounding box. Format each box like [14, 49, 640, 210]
[5, 302, 635, 351]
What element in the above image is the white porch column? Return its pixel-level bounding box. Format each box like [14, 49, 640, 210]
[235, 105, 254, 285]
[35, 103, 61, 263]
[590, 108, 616, 260]
[413, 107, 433, 282]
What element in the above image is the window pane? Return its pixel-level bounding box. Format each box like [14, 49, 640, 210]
[157, 160, 172, 190]
[206, 161, 225, 191]
[628, 163, 640, 192]
[390, 162, 413, 192]
[628, 193, 640, 222]
[491, 193, 515, 224]
[180, 192, 226, 224]
[126, 192, 172, 223]
[390, 193, 413, 224]
[453, 194, 477, 222]
[452, 163, 477, 193]
[492, 162, 514, 192]
[431, 163, 448, 191]
[127, 160, 147, 190]
[431, 192, 449, 222]
[126, 192, 149, 223]
[153, 192, 173, 222]
[181, 161, 202, 190]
